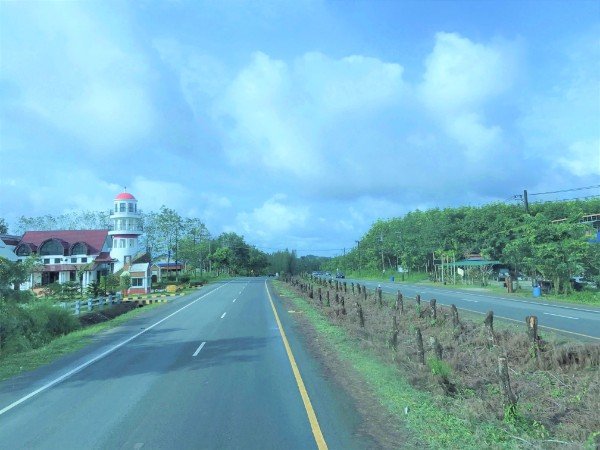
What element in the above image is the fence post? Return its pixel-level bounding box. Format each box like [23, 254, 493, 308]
[498, 355, 517, 417]
[429, 336, 443, 360]
[75, 300, 81, 315]
[325, 290, 330, 307]
[525, 315, 540, 359]
[416, 328, 425, 365]
[430, 299, 437, 320]
[389, 315, 399, 350]
[351, 282, 355, 294]
[484, 311, 495, 346]
[377, 288, 382, 307]
[340, 296, 346, 315]
[451, 304, 460, 327]
[356, 302, 365, 328]
[396, 291, 403, 313]
[87, 298, 93, 312]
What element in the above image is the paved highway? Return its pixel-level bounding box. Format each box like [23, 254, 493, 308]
[344, 277, 600, 341]
[0, 279, 375, 449]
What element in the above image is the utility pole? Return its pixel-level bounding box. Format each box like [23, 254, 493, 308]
[523, 189, 530, 214]
[379, 233, 385, 272]
[355, 240, 361, 276]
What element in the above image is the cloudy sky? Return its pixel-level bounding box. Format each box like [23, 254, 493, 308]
[1, 0, 599, 255]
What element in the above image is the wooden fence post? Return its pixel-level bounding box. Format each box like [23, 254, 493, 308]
[484, 311, 495, 346]
[377, 287, 383, 307]
[396, 291, 404, 313]
[498, 355, 517, 416]
[525, 315, 539, 359]
[429, 336, 442, 360]
[430, 299, 437, 320]
[325, 290, 330, 307]
[356, 302, 365, 327]
[318, 287, 322, 305]
[351, 282, 355, 294]
[416, 328, 425, 365]
[451, 304, 459, 327]
[390, 316, 399, 350]
[340, 296, 346, 315]
[363, 288, 367, 302]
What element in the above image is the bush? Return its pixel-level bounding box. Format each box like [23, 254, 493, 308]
[0, 302, 79, 357]
[179, 275, 190, 283]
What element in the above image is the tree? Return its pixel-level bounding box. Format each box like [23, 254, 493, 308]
[119, 273, 131, 296]
[506, 214, 589, 293]
[0, 256, 39, 303]
[0, 218, 7, 234]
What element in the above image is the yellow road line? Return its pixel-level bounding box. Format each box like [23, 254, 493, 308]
[265, 282, 328, 450]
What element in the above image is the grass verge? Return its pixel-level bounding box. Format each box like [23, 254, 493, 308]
[0, 303, 162, 382]
[272, 280, 596, 449]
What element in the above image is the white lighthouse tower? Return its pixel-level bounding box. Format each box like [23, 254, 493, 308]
[109, 191, 142, 272]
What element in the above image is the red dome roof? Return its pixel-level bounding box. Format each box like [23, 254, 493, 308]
[115, 192, 136, 200]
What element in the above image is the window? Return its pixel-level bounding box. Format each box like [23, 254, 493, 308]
[16, 245, 31, 256]
[131, 278, 144, 287]
[128, 203, 134, 212]
[81, 257, 87, 263]
[71, 258, 77, 263]
[39, 239, 64, 256]
[114, 204, 118, 212]
[129, 238, 134, 247]
[43, 258, 50, 264]
[71, 242, 87, 255]
[120, 202, 126, 212]
[69, 271, 76, 281]
[54, 258, 61, 263]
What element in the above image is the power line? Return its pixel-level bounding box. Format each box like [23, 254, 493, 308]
[529, 184, 600, 197]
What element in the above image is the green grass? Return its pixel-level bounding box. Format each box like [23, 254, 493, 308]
[273, 280, 556, 449]
[414, 280, 600, 307]
[0, 303, 162, 382]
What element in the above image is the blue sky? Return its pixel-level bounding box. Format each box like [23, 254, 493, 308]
[1, 0, 599, 255]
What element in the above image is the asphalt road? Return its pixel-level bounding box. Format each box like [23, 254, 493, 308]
[0, 279, 375, 450]
[343, 277, 600, 341]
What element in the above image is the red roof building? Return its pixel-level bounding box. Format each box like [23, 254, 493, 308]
[15, 230, 115, 288]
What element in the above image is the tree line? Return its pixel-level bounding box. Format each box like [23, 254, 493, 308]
[325, 199, 600, 294]
[4, 207, 333, 277]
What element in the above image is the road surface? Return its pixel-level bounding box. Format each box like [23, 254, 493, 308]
[343, 277, 600, 341]
[0, 279, 376, 450]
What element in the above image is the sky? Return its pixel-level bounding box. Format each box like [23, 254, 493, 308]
[1, 0, 599, 256]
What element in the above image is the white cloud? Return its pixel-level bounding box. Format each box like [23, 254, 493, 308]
[419, 32, 516, 113]
[557, 140, 600, 176]
[130, 176, 193, 213]
[236, 194, 310, 241]
[1, 2, 156, 153]
[214, 51, 405, 176]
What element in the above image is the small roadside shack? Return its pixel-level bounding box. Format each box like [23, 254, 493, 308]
[438, 258, 501, 286]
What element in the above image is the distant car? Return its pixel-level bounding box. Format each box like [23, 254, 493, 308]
[496, 268, 510, 281]
[335, 272, 345, 279]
